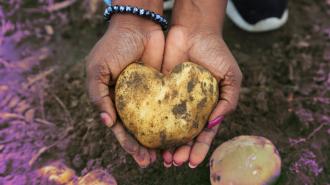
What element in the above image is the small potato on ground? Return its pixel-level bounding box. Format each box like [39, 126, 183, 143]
[210, 135, 281, 185]
[38, 161, 77, 185]
[78, 169, 117, 185]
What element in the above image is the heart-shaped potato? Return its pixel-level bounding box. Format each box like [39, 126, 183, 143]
[115, 62, 219, 148]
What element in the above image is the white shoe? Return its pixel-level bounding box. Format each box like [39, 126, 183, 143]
[164, 0, 174, 11]
[226, 0, 288, 32]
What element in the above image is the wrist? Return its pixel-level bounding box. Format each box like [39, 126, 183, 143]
[112, 0, 163, 15]
[172, 0, 227, 33]
[107, 0, 164, 31]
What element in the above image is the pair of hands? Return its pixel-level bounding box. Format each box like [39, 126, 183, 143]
[86, 1, 242, 169]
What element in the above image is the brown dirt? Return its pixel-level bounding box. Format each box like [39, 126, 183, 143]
[0, 0, 329, 184]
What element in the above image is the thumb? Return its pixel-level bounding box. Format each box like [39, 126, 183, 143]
[142, 30, 165, 71]
[162, 27, 189, 74]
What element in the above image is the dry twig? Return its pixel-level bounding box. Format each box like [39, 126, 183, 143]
[0, 112, 55, 126]
[29, 127, 74, 167]
[47, 0, 77, 12]
[48, 92, 73, 126]
[307, 122, 327, 140]
[23, 67, 56, 90]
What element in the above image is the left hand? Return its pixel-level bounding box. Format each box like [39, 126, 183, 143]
[85, 0, 165, 168]
[161, 0, 242, 168]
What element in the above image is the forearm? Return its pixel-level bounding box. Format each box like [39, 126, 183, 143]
[172, 0, 227, 33]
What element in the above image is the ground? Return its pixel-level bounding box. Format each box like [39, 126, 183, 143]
[0, 0, 329, 184]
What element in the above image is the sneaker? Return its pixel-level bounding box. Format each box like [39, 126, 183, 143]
[164, 0, 174, 11]
[226, 0, 288, 32]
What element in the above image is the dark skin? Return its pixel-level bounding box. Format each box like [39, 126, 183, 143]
[86, 0, 242, 168]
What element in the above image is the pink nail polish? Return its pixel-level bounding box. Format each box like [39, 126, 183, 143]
[173, 161, 182, 167]
[140, 164, 148, 169]
[188, 162, 197, 169]
[100, 112, 113, 127]
[163, 161, 172, 168]
[207, 116, 224, 129]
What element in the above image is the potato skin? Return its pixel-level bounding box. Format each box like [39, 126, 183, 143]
[115, 62, 219, 149]
[38, 161, 77, 185]
[78, 170, 117, 185]
[210, 136, 282, 185]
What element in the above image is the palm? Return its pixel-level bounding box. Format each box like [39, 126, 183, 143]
[87, 24, 165, 168]
[161, 26, 241, 168]
[108, 29, 164, 167]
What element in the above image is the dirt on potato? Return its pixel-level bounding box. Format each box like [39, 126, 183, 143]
[0, 0, 329, 185]
[115, 62, 218, 149]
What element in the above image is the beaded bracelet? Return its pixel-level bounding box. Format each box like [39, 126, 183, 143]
[104, 5, 168, 30]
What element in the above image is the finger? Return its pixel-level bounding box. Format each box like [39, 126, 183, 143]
[142, 30, 165, 71]
[208, 68, 242, 121]
[162, 149, 173, 168]
[86, 60, 116, 127]
[149, 149, 157, 164]
[133, 147, 151, 168]
[162, 28, 189, 74]
[172, 142, 193, 167]
[189, 125, 219, 168]
[111, 123, 151, 168]
[191, 41, 242, 120]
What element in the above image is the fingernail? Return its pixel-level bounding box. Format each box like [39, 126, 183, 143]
[100, 112, 113, 127]
[207, 116, 224, 129]
[140, 164, 148, 169]
[163, 161, 172, 168]
[173, 161, 182, 167]
[188, 162, 197, 169]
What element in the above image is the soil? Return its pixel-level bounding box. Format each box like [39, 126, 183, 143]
[0, 0, 329, 184]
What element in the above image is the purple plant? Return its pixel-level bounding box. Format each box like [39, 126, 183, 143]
[290, 150, 323, 177]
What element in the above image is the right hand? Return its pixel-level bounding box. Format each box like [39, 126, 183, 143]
[86, 14, 165, 168]
[161, 0, 242, 168]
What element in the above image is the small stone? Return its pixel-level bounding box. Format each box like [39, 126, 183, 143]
[296, 40, 309, 48]
[24, 109, 35, 123]
[44, 25, 54, 35]
[72, 155, 84, 169]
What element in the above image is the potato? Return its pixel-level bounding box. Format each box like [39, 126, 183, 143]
[78, 170, 117, 185]
[38, 161, 77, 185]
[115, 62, 219, 148]
[210, 136, 282, 185]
